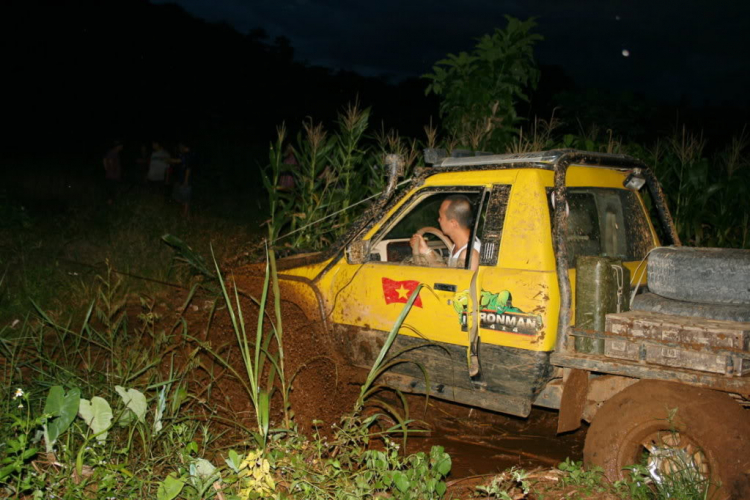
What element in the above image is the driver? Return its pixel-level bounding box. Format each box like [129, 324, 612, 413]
[409, 194, 481, 271]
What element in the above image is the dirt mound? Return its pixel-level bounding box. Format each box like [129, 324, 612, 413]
[275, 299, 362, 435]
[169, 272, 361, 438]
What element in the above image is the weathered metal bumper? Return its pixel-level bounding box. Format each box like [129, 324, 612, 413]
[551, 346, 750, 398]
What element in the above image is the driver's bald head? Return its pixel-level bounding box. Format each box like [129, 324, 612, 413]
[443, 195, 473, 229]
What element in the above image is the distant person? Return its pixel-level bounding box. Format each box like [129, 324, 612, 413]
[103, 140, 124, 204]
[135, 142, 150, 182]
[170, 142, 194, 217]
[146, 141, 171, 197]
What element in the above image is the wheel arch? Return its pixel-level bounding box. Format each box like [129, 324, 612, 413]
[277, 274, 330, 332]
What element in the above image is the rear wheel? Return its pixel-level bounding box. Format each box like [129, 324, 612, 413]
[584, 380, 750, 499]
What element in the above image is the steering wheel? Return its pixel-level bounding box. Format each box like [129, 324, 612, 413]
[410, 226, 454, 265]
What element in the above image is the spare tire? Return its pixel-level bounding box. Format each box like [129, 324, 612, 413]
[632, 292, 750, 322]
[648, 247, 750, 305]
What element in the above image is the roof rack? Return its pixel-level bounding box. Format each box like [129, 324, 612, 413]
[427, 149, 566, 167]
[425, 148, 636, 169]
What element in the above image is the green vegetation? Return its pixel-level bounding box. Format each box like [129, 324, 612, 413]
[468, 459, 711, 499]
[0, 236, 459, 498]
[0, 196, 721, 499]
[2, 267, 212, 498]
[0, 189, 254, 325]
[420, 17, 748, 249]
[632, 126, 750, 248]
[262, 41, 747, 254]
[424, 16, 543, 152]
[508, 117, 750, 248]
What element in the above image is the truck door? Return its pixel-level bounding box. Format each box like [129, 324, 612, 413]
[333, 185, 509, 347]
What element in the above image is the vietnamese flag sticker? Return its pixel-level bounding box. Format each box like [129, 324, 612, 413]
[382, 277, 423, 308]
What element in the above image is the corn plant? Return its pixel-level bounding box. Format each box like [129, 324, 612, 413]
[331, 102, 370, 228]
[370, 124, 421, 196]
[265, 103, 402, 251]
[629, 126, 750, 248]
[507, 112, 561, 153]
[509, 117, 750, 249]
[263, 124, 288, 243]
[710, 127, 750, 248]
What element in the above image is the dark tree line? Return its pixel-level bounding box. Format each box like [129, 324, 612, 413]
[3, 0, 439, 161]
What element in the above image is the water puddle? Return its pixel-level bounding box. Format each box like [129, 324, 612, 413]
[402, 398, 586, 477]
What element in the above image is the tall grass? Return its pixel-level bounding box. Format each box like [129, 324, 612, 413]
[0, 186, 251, 326]
[0, 267, 212, 498]
[196, 244, 291, 448]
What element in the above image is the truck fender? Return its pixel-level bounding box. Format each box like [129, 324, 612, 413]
[277, 274, 329, 332]
[557, 372, 639, 433]
[557, 368, 589, 433]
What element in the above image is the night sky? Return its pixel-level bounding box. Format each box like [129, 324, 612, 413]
[156, 0, 750, 105]
[3, 0, 749, 162]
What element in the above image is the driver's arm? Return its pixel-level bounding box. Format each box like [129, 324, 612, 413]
[456, 247, 480, 271]
[469, 248, 480, 271]
[410, 234, 441, 265]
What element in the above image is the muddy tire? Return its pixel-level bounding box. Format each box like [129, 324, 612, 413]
[647, 247, 750, 305]
[584, 380, 750, 499]
[632, 292, 750, 322]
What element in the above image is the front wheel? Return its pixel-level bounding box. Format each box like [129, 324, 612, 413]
[584, 380, 750, 499]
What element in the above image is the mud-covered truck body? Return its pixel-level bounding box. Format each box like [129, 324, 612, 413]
[269, 150, 750, 496]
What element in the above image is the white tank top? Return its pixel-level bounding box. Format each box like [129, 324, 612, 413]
[448, 238, 481, 268]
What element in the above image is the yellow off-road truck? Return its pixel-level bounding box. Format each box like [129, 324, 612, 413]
[268, 149, 750, 497]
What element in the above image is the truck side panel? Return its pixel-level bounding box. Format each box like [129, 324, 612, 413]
[339, 325, 553, 417]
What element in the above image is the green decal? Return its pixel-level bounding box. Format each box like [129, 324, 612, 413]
[453, 289, 542, 335]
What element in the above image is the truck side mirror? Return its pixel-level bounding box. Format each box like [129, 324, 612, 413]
[347, 240, 371, 264]
[623, 170, 646, 191]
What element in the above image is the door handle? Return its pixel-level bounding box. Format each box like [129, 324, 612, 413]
[434, 283, 457, 292]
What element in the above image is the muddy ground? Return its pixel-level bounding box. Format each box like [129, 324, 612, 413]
[140, 267, 589, 498]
